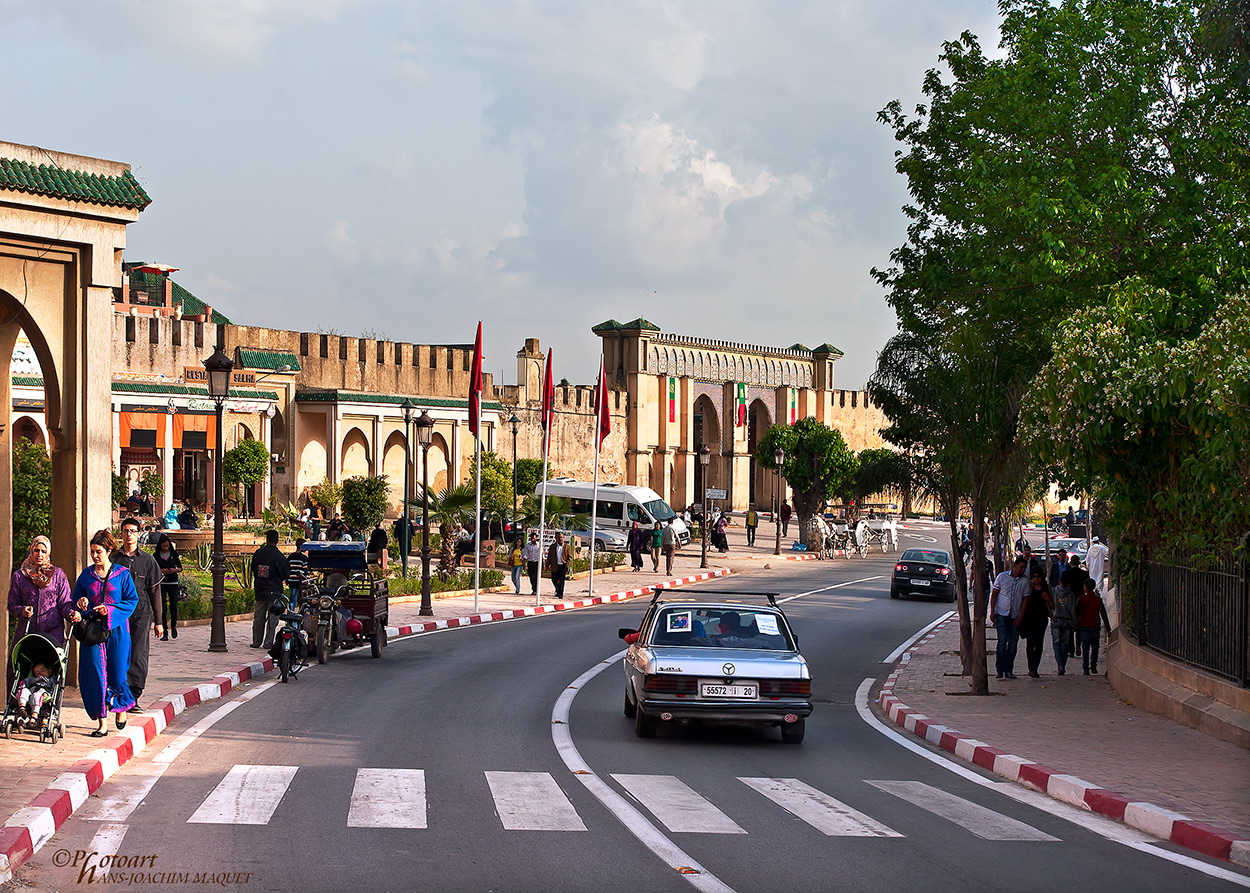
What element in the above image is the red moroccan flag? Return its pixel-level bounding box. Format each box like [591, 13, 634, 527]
[737, 382, 747, 427]
[595, 358, 611, 449]
[668, 376, 677, 423]
[468, 321, 483, 439]
[541, 348, 555, 437]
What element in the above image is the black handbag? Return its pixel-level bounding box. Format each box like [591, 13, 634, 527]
[74, 612, 110, 645]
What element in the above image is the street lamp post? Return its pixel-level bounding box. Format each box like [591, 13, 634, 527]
[773, 446, 785, 556]
[401, 398, 415, 578]
[204, 343, 234, 653]
[508, 413, 520, 518]
[698, 445, 711, 569]
[415, 410, 434, 616]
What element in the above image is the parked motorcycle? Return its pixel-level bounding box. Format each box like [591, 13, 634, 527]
[307, 582, 349, 665]
[268, 594, 310, 683]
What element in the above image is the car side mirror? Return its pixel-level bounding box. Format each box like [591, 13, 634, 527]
[618, 628, 637, 640]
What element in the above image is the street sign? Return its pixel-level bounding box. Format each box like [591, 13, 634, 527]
[705, 488, 727, 500]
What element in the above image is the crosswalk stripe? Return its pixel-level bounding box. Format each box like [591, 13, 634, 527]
[485, 771, 586, 831]
[865, 780, 1058, 841]
[187, 765, 298, 825]
[81, 763, 170, 822]
[87, 822, 129, 859]
[739, 778, 902, 838]
[611, 774, 746, 834]
[347, 769, 428, 829]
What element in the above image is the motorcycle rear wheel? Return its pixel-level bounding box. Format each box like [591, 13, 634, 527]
[316, 627, 329, 664]
[279, 646, 290, 683]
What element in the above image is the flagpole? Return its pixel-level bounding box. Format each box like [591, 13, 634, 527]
[474, 433, 481, 614]
[536, 428, 550, 607]
[589, 432, 600, 600]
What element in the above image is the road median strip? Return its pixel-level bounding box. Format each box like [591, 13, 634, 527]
[875, 615, 1250, 868]
[0, 567, 733, 883]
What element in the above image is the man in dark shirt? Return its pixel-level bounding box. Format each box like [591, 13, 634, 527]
[288, 538, 309, 606]
[250, 530, 290, 649]
[326, 514, 346, 540]
[368, 522, 389, 573]
[113, 518, 163, 708]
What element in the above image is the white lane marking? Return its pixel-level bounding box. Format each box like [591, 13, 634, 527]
[612, 775, 746, 835]
[738, 777, 901, 838]
[866, 780, 1058, 841]
[485, 771, 586, 832]
[187, 765, 299, 825]
[347, 768, 427, 829]
[855, 679, 1250, 887]
[553, 653, 736, 893]
[779, 577, 883, 603]
[86, 822, 129, 859]
[83, 680, 278, 821]
[904, 533, 938, 543]
[882, 612, 955, 663]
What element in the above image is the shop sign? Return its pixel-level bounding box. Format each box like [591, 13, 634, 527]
[187, 398, 265, 414]
[113, 371, 181, 384]
[183, 367, 256, 387]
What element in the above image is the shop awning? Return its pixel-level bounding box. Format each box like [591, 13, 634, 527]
[174, 413, 216, 451]
[119, 411, 166, 449]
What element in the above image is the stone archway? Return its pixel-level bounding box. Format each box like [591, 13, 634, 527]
[1, 139, 148, 674]
[747, 398, 773, 508]
[692, 394, 723, 508]
[381, 430, 408, 513]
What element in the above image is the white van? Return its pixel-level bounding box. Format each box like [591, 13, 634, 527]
[534, 478, 691, 546]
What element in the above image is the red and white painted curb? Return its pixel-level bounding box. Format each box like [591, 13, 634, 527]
[876, 618, 1250, 868]
[0, 567, 732, 882]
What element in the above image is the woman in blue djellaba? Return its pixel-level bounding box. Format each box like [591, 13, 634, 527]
[73, 529, 138, 736]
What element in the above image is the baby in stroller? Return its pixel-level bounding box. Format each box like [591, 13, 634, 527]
[4, 634, 67, 744]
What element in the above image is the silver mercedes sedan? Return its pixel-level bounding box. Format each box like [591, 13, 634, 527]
[618, 595, 813, 743]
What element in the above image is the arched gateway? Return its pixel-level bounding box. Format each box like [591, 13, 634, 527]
[0, 140, 149, 665]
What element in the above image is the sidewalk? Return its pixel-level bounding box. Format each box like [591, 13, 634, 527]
[877, 614, 1250, 865]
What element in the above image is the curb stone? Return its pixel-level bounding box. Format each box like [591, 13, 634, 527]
[876, 615, 1250, 869]
[0, 568, 732, 882]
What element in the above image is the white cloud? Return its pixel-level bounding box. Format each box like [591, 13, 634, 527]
[324, 220, 359, 263]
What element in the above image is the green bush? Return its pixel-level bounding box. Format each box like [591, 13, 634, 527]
[342, 474, 390, 533]
[112, 472, 129, 507]
[13, 440, 52, 566]
[386, 569, 504, 596]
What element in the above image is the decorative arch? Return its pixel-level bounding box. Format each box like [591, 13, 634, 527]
[426, 432, 450, 492]
[340, 426, 372, 478]
[382, 430, 408, 512]
[650, 346, 659, 374]
[11, 414, 45, 448]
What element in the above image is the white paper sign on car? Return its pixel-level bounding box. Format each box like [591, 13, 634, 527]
[755, 614, 780, 635]
[666, 611, 692, 633]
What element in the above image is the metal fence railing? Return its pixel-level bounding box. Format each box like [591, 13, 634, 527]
[1136, 539, 1249, 687]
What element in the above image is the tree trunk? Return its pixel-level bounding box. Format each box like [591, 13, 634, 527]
[946, 504, 973, 677]
[968, 489, 990, 695]
[792, 492, 823, 552]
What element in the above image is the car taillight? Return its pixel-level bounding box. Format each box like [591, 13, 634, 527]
[937, 567, 950, 575]
[643, 674, 697, 694]
[759, 679, 811, 698]
[895, 564, 906, 572]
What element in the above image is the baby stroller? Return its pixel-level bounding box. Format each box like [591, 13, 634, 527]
[3, 632, 68, 744]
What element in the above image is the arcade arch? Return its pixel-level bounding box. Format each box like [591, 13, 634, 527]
[381, 431, 408, 512]
[341, 426, 372, 478]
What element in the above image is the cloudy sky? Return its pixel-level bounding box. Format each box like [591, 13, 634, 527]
[2, 0, 1001, 389]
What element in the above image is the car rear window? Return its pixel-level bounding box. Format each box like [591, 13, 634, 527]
[901, 550, 949, 564]
[648, 607, 795, 651]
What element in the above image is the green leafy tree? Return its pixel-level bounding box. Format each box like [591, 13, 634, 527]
[222, 438, 269, 518]
[468, 450, 514, 523]
[755, 418, 858, 548]
[514, 458, 550, 499]
[13, 440, 52, 567]
[854, 448, 910, 515]
[308, 478, 343, 517]
[424, 484, 475, 575]
[138, 470, 163, 501]
[112, 472, 128, 508]
[341, 475, 391, 534]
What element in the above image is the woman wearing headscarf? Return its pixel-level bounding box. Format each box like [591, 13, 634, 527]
[73, 529, 138, 736]
[6, 536, 74, 689]
[153, 534, 183, 640]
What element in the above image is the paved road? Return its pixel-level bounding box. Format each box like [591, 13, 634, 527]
[16, 548, 1244, 892]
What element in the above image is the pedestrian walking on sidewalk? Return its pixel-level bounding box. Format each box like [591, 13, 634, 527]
[153, 534, 183, 641]
[1020, 570, 1053, 677]
[113, 518, 163, 707]
[368, 522, 389, 574]
[547, 532, 570, 599]
[651, 522, 663, 572]
[661, 521, 677, 575]
[288, 538, 309, 605]
[1086, 536, 1109, 590]
[508, 536, 525, 594]
[780, 501, 792, 537]
[745, 505, 759, 546]
[250, 530, 289, 649]
[1062, 555, 1089, 657]
[1050, 579, 1077, 675]
[627, 521, 645, 572]
[522, 531, 542, 595]
[714, 513, 730, 553]
[7, 536, 74, 690]
[74, 529, 138, 735]
[991, 557, 1028, 679]
[1077, 579, 1112, 675]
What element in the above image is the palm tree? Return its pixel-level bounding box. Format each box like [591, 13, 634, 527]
[423, 485, 475, 576]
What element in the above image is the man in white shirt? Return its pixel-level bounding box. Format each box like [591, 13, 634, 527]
[990, 556, 1029, 680]
[1086, 537, 1109, 589]
[521, 531, 542, 596]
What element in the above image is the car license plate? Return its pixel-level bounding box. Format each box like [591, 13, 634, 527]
[700, 683, 757, 699]
[911, 578, 930, 586]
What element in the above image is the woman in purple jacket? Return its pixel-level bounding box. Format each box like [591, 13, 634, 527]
[73, 530, 138, 736]
[7, 536, 75, 691]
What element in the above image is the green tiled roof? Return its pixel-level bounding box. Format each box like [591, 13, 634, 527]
[788, 343, 810, 352]
[812, 343, 844, 357]
[591, 319, 622, 333]
[0, 157, 151, 210]
[128, 269, 231, 325]
[110, 381, 279, 400]
[11, 375, 44, 388]
[618, 317, 661, 332]
[238, 349, 301, 372]
[295, 388, 505, 412]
